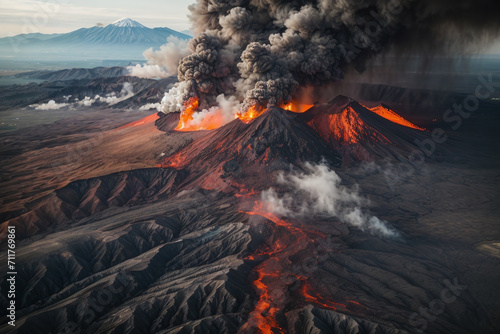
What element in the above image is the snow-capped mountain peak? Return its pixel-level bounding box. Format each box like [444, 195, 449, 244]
[110, 18, 146, 28]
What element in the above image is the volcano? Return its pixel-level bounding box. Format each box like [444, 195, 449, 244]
[1, 96, 425, 239]
[300, 96, 429, 163]
[1, 89, 499, 334]
[158, 107, 342, 192]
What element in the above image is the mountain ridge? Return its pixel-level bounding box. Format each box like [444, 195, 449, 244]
[0, 18, 191, 61]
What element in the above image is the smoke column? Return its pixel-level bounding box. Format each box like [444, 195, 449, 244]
[160, 0, 500, 121]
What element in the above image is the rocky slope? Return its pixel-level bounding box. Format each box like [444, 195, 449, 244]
[0, 87, 499, 333]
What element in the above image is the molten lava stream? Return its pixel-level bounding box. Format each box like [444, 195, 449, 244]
[362, 103, 426, 131]
[116, 112, 160, 130]
[237, 105, 265, 124]
[175, 97, 199, 131]
[241, 201, 350, 333]
[300, 281, 346, 310]
[280, 100, 314, 113]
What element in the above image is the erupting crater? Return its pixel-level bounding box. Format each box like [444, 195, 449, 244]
[299, 96, 429, 162]
[174, 97, 315, 131]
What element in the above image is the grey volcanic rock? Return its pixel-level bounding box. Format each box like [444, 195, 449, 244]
[15, 67, 128, 82]
[0, 75, 172, 111]
[287, 305, 403, 334]
[0, 192, 257, 334]
[155, 112, 181, 132]
[1, 168, 186, 240]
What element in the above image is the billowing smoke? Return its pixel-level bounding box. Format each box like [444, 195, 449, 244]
[261, 161, 401, 239]
[159, 0, 500, 122]
[128, 36, 190, 79]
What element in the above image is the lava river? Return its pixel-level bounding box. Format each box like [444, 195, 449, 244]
[240, 201, 360, 333]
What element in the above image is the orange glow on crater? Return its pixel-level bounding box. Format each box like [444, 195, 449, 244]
[175, 97, 199, 131]
[326, 106, 390, 144]
[280, 100, 314, 113]
[176, 98, 316, 131]
[117, 112, 159, 130]
[236, 105, 265, 124]
[363, 104, 426, 131]
[175, 97, 231, 131]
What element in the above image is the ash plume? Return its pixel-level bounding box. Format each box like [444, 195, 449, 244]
[160, 0, 500, 120]
[261, 162, 401, 239]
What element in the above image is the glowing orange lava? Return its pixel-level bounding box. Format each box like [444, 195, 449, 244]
[246, 259, 284, 334]
[363, 104, 426, 131]
[175, 97, 199, 131]
[175, 97, 231, 131]
[280, 100, 314, 113]
[236, 105, 265, 124]
[241, 201, 355, 333]
[157, 152, 186, 169]
[234, 187, 258, 198]
[116, 112, 159, 130]
[175, 98, 315, 131]
[300, 281, 346, 310]
[326, 106, 390, 144]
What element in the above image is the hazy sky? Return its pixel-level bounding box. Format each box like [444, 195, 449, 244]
[1, 0, 500, 53]
[0, 0, 194, 37]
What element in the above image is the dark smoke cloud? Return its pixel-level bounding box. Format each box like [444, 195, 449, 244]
[160, 0, 500, 115]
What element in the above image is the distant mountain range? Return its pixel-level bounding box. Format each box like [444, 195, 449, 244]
[0, 18, 191, 62]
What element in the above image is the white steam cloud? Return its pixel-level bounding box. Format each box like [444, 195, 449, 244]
[139, 103, 162, 111]
[77, 82, 134, 107]
[262, 162, 401, 239]
[128, 36, 191, 79]
[32, 100, 69, 110]
[160, 80, 192, 113]
[184, 94, 241, 128]
[29, 83, 134, 110]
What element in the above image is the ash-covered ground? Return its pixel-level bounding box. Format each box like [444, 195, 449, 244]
[0, 66, 499, 334]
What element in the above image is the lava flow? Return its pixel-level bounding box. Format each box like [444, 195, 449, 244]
[116, 112, 160, 130]
[236, 105, 265, 124]
[280, 100, 314, 113]
[363, 104, 426, 131]
[175, 97, 199, 131]
[236, 100, 313, 124]
[327, 106, 390, 144]
[241, 201, 352, 333]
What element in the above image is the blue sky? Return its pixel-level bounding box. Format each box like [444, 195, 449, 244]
[0, 0, 193, 37]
